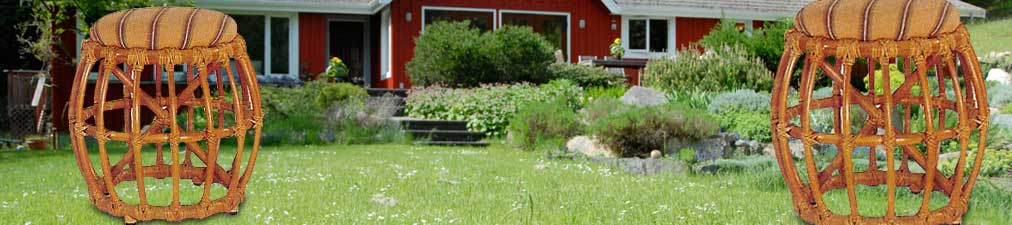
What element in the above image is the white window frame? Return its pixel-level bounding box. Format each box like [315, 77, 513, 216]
[380, 7, 392, 80]
[225, 10, 300, 78]
[621, 16, 676, 59]
[498, 9, 572, 63]
[420, 6, 497, 32]
[736, 19, 755, 36]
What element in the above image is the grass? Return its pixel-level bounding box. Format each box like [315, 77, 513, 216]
[967, 18, 1012, 55]
[0, 143, 1009, 224]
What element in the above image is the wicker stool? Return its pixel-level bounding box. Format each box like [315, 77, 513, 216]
[770, 0, 988, 224]
[68, 7, 263, 223]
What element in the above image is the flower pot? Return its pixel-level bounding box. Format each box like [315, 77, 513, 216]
[25, 139, 47, 150]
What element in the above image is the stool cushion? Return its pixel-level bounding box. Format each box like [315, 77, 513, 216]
[89, 7, 237, 50]
[795, 0, 960, 41]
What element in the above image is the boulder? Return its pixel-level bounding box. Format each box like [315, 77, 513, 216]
[986, 68, 1011, 85]
[588, 157, 687, 175]
[620, 86, 667, 106]
[566, 136, 616, 157]
[666, 132, 739, 161]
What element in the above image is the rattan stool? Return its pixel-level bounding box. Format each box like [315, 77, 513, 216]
[770, 0, 988, 224]
[69, 7, 263, 223]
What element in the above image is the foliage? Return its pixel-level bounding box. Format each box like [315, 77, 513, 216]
[590, 104, 717, 157]
[706, 89, 771, 114]
[547, 63, 626, 87]
[609, 38, 624, 58]
[405, 80, 582, 136]
[939, 150, 1012, 178]
[677, 148, 697, 164]
[642, 46, 773, 92]
[666, 90, 714, 110]
[988, 83, 1012, 108]
[324, 56, 349, 79]
[718, 113, 772, 142]
[581, 86, 626, 106]
[697, 19, 793, 72]
[864, 64, 905, 95]
[508, 99, 582, 151]
[581, 96, 624, 126]
[406, 21, 556, 87]
[324, 95, 406, 144]
[259, 83, 329, 145]
[967, 18, 1012, 55]
[314, 82, 368, 109]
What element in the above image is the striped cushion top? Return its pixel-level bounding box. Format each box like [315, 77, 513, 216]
[89, 7, 238, 49]
[795, 0, 960, 41]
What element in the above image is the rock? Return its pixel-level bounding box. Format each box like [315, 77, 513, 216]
[588, 157, 687, 175]
[666, 132, 739, 161]
[650, 150, 662, 159]
[566, 136, 615, 157]
[620, 86, 667, 106]
[938, 152, 961, 162]
[789, 139, 806, 159]
[986, 68, 1011, 84]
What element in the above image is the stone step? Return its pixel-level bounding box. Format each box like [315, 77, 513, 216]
[414, 140, 490, 147]
[394, 117, 469, 131]
[366, 88, 409, 98]
[406, 129, 485, 142]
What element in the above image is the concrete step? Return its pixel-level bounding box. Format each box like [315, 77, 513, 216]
[394, 117, 469, 131]
[406, 129, 485, 142]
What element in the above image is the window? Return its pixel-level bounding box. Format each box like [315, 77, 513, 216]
[628, 19, 669, 53]
[423, 8, 495, 32]
[231, 13, 297, 76]
[502, 12, 569, 59]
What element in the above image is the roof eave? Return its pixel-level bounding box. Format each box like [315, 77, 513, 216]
[617, 6, 794, 21]
[193, 0, 391, 15]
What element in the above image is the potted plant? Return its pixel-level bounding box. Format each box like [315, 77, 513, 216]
[323, 57, 350, 82]
[24, 135, 48, 150]
[609, 38, 624, 60]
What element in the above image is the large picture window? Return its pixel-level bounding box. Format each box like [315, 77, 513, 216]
[502, 12, 569, 59]
[628, 19, 669, 53]
[423, 8, 495, 32]
[231, 13, 297, 77]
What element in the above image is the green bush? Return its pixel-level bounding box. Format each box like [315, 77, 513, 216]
[667, 90, 715, 110]
[988, 83, 1012, 108]
[581, 85, 626, 106]
[698, 19, 793, 72]
[718, 112, 772, 142]
[325, 95, 406, 144]
[707, 89, 771, 114]
[508, 99, 582, 150]
[548, 63, 626, 87]
[864, 64, 905, 95]
[939, 149, 1012, 178]
[406, 21, 556, 87]
[642, 46, 773, 92]
[590, 104, 717, 157]
[581, 96, 624, 126]
[405, 80, 583, 136]
[314, 82, 368, 109]
[259, 83, 330, 145]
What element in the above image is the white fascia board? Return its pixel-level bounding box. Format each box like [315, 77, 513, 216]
[194, 0, 391, 15]
[618, 6, 793, 21]
[600, 0, 622, 14]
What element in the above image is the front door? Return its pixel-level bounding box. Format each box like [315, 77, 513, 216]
[328, 20, 368, 85]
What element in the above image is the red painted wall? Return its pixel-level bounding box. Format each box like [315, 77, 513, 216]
[675, 17, 719, 50]
[382, 0, 621, 88]
[299, 13, 328, 79]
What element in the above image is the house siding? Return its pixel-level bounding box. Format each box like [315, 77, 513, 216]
[675, 17, 719, 50]
[299, 13, 328, 78]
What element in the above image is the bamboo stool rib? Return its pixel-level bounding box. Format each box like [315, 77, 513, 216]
[771, 27, 988, 225]
[68, 7, 263, 222]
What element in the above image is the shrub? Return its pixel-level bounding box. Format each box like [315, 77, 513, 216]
[718, 113, 772, 142]
[642, 46, 773, 92]
[581, 86, 626, 106]
[864, 64, 905, 95]
[988, 83, 1012, 108]
[698, 19, 793, 73]
[508, 99, 582, 150]
[667, 90, 715, 111]
[939, 149, 1012, 178]
[707, 89, 771, 114]
[590, 104, 717, 157]
[325, 95, 406, 144]
[548, 63, 626, 87]
[581, 96, 624, 125]
[678, 148, 697, 164]
[406, 21, 556, 87]
[405, 80, 583, 136]
[314, 82, 368, 109]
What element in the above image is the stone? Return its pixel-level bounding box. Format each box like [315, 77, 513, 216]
[566, 136, 616, 157]
[938, 152, 961, 162]
[666, 132, 739, 161]
[588, 157, 687, 175]
[789, 139, 806, 159]
[620, 86, 667, 106]
[986, 68, 1011, 84]
[650, 150, 662, 159]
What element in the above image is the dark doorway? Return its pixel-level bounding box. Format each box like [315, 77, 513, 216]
[328, 21, 367, 83]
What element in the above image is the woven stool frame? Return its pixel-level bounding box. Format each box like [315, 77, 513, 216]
[69, 37, 263, 223]
[770, 26, 988, 225]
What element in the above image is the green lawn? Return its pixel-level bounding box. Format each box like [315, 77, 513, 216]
[0, 144, 1009, 224]
[968, 18, 1012, 54]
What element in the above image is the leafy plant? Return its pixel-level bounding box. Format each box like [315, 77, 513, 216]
[939, 149, 1012, 178]
[325, 95, 406, 144]
[548, 63, 626, 87]
[718, 113, 772, 142]
[590, 104, 717, 157]
[642, 46, 773, 92]
[581, 86, 626, 106]
[864, 64, 905, 95]
[581, 96, 624, 126]
[678, 147, 697, 164]
[406, 21, 556, 87]
[314, 82, 368, 109]
[706, 89, 771, 114]
[324, 56, 349, 79]
[609, 38, 624, 58]
[508, 99, 582, 151]
[697, 19, 793, 73]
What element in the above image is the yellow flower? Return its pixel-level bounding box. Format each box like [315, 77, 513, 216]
[613, 38, 621, 44]
[331, 57, 342, 64]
